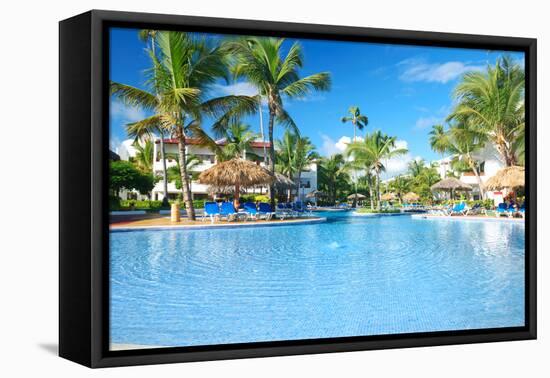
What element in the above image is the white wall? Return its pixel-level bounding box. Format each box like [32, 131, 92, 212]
[1, 1, 546, 377]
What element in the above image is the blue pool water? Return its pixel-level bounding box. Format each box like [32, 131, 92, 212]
[110, 212, 525, 348]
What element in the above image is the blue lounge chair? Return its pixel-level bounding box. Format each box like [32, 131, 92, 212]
[258, 202, 274, 220]
[466, 203, 486, 216]
[449, 202, 467, 216]
[202, 202, 220, 223]
[276, 203, 292, 219]
[496, 203, 511, 217]
[220, 202, 238, 221]
[243, 202, 258, 220]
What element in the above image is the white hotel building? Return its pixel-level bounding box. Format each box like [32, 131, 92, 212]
[432, 143, 507, 203]
[116, 137, 318, 202]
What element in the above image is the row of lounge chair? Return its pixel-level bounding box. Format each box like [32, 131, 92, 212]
[276, 201, 312, 220]
[429, 202, 525, 218]
[202, 201, 315, 223]
[202, 202, 275, 223]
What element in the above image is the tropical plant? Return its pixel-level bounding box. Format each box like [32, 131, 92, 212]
[341, 106, 369, 141]
[448, 56, 524, 166]
[429, 121, 487, 198]
[226, 37, 331, 206]
[217, 122, 260, 161]
[131, 140, 155, 173]
[407, 158, 425, 178]
[276, 131, 318, 200]
[317, 154, 351, 204]
[111, 31, 258, 220]
[389, 175, 411, 204]
[345, 131, 408, 209]
[110, 160, 156, 198]
[167, 154, 201, 190]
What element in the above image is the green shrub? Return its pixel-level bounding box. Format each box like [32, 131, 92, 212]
[118, 200, 163, 210]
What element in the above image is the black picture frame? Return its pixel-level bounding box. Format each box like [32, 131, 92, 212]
[59, 9, 537, 368]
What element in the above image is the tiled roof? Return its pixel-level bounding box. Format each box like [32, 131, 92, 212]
[156, 138, 271, 148]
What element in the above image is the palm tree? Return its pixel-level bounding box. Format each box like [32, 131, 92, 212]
[346, 131, 408, 209]
[390, 175, 410, 204]
[167, 154, 201, 190]
[318, 154, 350, 205]
[226, 37, 331, 207]
[132, 140, 154, 173]
[341, 106, 369, 141]
[217, 122, 260, 161]
[429, 124, 451, 178]
[112, 31, 257, 220]
[276, 131, 318, 201]
[407, 159, 425, 178]
[449, 56, 524, 166]
[357, 171, 376, 209]
[448, 121, 487, 198]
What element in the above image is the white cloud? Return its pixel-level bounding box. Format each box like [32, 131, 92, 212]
[110, 100, 146, 124]
[398, 58, 483, 84]
[382, 140, 416, 179]
[415, 116, 441, 130]
[211, 82, 258, 97]
[320, 135, 364, 157]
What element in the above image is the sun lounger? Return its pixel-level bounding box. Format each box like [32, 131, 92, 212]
[466, 203, 486, 216]
[276, 203, 293, 220]
[449, 202, 467, 216]
[203, 202, 221, 223]
[243, 202, 259, 220]
[496, 203, 511, 217]
[220, 202, 239, 221]
[258, 202, 274, 220]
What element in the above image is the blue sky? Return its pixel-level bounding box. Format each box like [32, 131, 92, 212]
[109, 27, 523, 178]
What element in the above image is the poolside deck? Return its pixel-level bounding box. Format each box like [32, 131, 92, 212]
[110, 213, 327, 231]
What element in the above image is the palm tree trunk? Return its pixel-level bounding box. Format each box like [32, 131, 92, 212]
[369, 184, 374, 210]
[176, 128, 195, 221]
[159, 132, 169, 206]
[469, 161, 485, 199]
[376, 172, 381, 210]
[268, 110, 276, 209]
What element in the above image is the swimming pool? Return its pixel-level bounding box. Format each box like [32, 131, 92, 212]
[110, 212, 525, 348]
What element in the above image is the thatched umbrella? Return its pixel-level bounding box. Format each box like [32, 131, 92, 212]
[199, 159, 275, 208]
[431, 178, 472, 200]
[306, 189, 326, 199]
[484, 166, 525, 190]
[381, 192, 396, 201]
[402, 192, 420, 203]
[273, 172, 296, 190]
[347, 193, 366, 200]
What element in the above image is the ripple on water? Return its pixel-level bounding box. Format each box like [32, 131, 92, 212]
[110, 214, 525, 347]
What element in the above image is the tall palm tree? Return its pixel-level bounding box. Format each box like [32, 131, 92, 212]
[346, 131, 408, 209]
[449, 56, 524, 166]
[111, 31, 257, 220]
[226, 37, 331, 207]
[341, 106, 369, 141]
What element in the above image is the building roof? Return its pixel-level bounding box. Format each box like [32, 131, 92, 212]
[156, 138, 271, 148]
